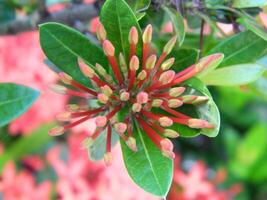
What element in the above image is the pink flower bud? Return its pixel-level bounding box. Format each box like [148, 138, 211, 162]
[159, 117, 173, 127]
[167, 99, 183, 108]
[96, 23, 107, 42]
[101, 85, 113, 97]
[152, 99, 163, 107]
[103, 40, 115, 56]
[129, 55, 139, 71]
[160, 138, 174, 152]
[163, 129, 179, 138]
[78, 58, 95, 78]
[145, 54, 157, 70]
[114, 123, 127, 135]
[163, 35, 177, 54]
[137, 70, 147, 80]
[161, 57, 175, 70]
[132, 103, 142, 113]
[126, 137, 138, 152]
[129, 26, 139, 45]
[120, 91, 130, 101]
[58, 72, 72, 84]
[50, 84, 67, 95]
[56, 112, 71, 121]
[142, 24, 153, 43]
[169, 87, 185, 97]
[95, 116, 107, 127]
[136, 92, 149, 104]
[188, 119, 215, 129]
[159, 70, 175, 85]
[97, 93, 109, 104]
[49, 126, 64, 136]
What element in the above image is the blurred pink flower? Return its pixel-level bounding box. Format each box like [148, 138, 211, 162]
[47, 132, 159, 200]
[168, 157, 241, 200]
[260, 12, 267, 29]
[0, 162, 52, 200]
[0, 31, 67, 135]
[90, 17, 100, 33]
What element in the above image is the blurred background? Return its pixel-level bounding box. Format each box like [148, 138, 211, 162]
[0, 0, 267, 199]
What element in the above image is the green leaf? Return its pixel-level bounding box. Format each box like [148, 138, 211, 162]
[208, 31, 267, 67]
[200, 64, 265, 86]
[169, 48, 199, 72]
[126, 0, 151, 20]
[163, 6, 185, 46]
[120, 120, 173, 197]
[0, 123, 54, 171]
[0, 83, 39, 127]
[88, 128, 119, 161]
[183, 78, 220, 137]
[39, 22, 108, 86]
[238, 13, 267, 41]
[232, 0, 267, 8]
[100, 0, 143, 61]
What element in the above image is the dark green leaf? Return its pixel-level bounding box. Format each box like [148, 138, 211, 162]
[39, 22, 108, 86]
[100, 0, 143, 61]
[0, 0, 15, 24]
[0, 83, 39, 127]
[120, 120, 173, 197]
[163, 6, 185, 46]
[208, 31, 267, 67]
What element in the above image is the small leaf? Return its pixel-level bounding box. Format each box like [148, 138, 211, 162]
[120, 120, 173, 197]
[163, 6, 185, 46]
[88, 128, 119, 161]
[201, 64, 265, 86]
[0, 123, 54, 171]
[232, 0, 267, 8]
[100, 0, 143, 61]
[208, 31, 267, 67]
[0, 83, 39, 127]
[39, 22, 108, 86]
[126, 0, 151, 20]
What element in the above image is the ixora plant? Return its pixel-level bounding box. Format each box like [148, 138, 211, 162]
[38, 0, 265, 197]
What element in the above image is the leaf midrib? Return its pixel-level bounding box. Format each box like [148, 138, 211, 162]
[115, 0, 126, 57]
[134, 120, 164, 196]
[0, 94, 36, 107]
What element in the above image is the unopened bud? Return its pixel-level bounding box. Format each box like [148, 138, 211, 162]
[132, 103, 142, 113]
[114, 123, 127, 135]
[169, 87, 185, 97]
[142, 24, 153, 43]
[97, 93, 109, 104]
[136, 92, 149, 104]
[50, 84, 67, 95]
[180, 95, 198, 103]
[146, 54, 157, 70]
[162, 150, 175, 159]
[79, 59, 95, 78]
[160, 138, 174, 152]
[159, 70, 175, 85]
[95, 116, 107, 127]
[120, 91, 130, 101]
[101, 85, 113, 97]
[192, 96, 209, 104]
[66, 104, 80, 112]
[159, 117, 173, 127]
[168, 99, 183, 108]
[129, 26, 138, 45]
[163, 35, 177, 54]
[81, 137, 94, 149]
[104, 152, 113, 166]
[126, 137, 138, 152]
[56, 112, 71, 121]
[49, 126, 64, 136]
[96, 23, 107, 42]
[152, 99, 163, 107]
[119, 53, 128, 74]
[163, 129, 179, 138]
[188, 119, 215, 129]
[161, 57, 175, 71]
[137, 70, 147, 80]
[58, 72, 72, 84]
[129, 55, 139, 71]
[103, 40, 115, 57]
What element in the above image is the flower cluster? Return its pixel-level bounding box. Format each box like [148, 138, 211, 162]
[49, 23, 221, 165]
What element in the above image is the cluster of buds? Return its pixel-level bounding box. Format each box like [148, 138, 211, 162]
[50, 23, 222, 166]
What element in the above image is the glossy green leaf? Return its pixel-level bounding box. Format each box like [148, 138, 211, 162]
[238, 13, 267, 41]
[126, 0, 151, 20]
[169, 48, 199, 71]
[232, 0, 267, 8]
[201, 64, 265, 86]
[88, 129, 119, 161]
[39, 22, 108, 86]
[208, 31, 267, 67]
[0, 123, 54, 171]
[163, 6, 185, 46]
[120, 120, 173, 197]
[100, 0, 143, 61]
[0, 83, 39, 127]
[183, 78, 220, 137]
